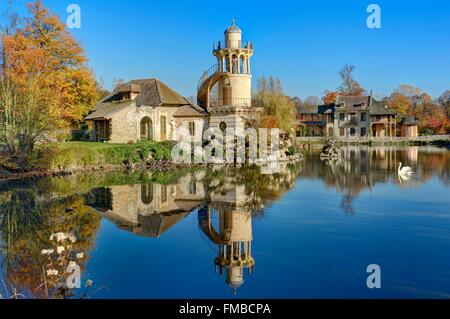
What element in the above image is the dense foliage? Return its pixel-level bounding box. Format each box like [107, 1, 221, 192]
[0, 1, 100, 170]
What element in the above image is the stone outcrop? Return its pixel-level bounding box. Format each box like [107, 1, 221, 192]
[320, 139, 341, 159]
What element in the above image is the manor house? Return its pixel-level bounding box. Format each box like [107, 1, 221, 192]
[296, 95, 419, 139]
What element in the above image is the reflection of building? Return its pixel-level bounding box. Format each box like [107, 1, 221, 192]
[85, 175, 206, 237]
[300, 146, 425, 213]
[198, 182, 255, 294]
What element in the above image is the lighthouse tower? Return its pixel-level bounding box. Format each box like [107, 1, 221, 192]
[197, 20, 259, 133]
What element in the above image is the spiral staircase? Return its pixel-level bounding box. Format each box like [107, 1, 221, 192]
[197, 64, 228, 110]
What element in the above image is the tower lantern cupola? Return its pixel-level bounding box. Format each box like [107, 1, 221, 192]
[224, 19, 242, 49]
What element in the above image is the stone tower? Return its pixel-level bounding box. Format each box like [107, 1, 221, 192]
[197, 20, 259, 133]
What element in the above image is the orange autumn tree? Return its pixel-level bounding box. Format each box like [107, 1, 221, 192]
[0, 1, 99, 170]
[21, 1, 99, 125]
[323, 90, 338, 105]
[388, 92, 411, 114]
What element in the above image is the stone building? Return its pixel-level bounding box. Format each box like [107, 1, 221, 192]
[399, 115, 419, 138]
[296, 95, 416, 139]
[85, 79, 207, 143]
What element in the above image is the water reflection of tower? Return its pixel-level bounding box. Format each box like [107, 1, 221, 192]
[198, 184, 255, 294]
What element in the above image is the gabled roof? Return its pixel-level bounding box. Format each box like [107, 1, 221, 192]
[336, 96, 371, 109]
[297, 104, 334, 114]
[369, 99, 397, 115]
[137, 212, 190, 238]
[85, 100, 133, 120]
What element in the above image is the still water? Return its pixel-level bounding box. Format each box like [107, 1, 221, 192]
[0, 146, 449, 299]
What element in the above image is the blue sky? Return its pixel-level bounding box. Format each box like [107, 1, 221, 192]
[2, 0, 450, 99]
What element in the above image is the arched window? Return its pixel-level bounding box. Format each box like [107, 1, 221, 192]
[140, 117, 153, 140]
[232, 55, 238, 74]
[141, 184, 153, 205]
[219, 122, 227, 132]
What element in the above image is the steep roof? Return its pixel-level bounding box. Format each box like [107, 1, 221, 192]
[137, 212, 190, 238]
[336, 96, 371, 110]
[86, 79, 191, 120]
[173, 105, 208, 117]
[85, 100, 133, 120]
[370, 99, 397, 115]
[131, 79, 190, 106]
[399, 115, 419, 125]
[297, 104, 334, 114]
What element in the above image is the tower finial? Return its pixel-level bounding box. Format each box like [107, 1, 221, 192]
[232, 18, 235, 26]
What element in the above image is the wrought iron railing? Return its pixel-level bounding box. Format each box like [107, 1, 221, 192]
[197, 64, 222, 92]
[213, 40, 254, 51]
[210, 98, 252, 108]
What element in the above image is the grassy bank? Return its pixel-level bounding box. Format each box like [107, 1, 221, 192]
[48, 141, 174, 171]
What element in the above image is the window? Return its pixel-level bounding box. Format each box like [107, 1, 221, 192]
[340, 128, 345, 136]
[340, 113, 345, 121]
[361, 127, 367, 136]
[188, 180, 197, 195]
[189, 122, 195, 136]
[141, 184, 153, 205]
[160, 116, 167, 140]
[361, 112, 367, 122]
[161, 185, 167, 203]
[350, 128, 356, 136]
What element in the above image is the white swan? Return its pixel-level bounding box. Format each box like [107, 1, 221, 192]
[398, 162, 414, 176]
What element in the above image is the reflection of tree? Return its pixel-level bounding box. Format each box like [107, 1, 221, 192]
[0, 190, 100, 298]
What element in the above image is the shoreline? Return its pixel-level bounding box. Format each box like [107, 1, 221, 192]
[0, 156, 303, 184]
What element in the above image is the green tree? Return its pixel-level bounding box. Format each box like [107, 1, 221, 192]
[253, 76, 296, 132]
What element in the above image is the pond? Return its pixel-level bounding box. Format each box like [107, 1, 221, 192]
[0, 146, 449, 299]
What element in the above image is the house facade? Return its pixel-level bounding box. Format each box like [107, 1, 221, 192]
[85, 79, 207, 144]
[296, 95, 417, 139]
